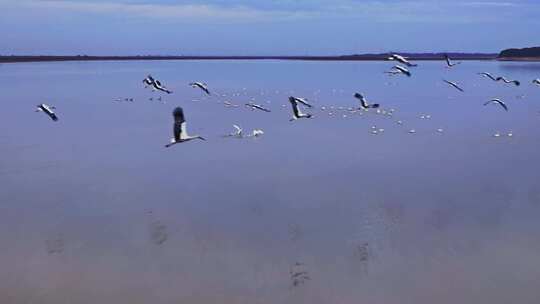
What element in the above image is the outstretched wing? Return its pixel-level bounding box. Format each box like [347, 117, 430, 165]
[479, 73, 495, 81]
[444, 80, 464, 92]
[289, 99, 300, 118]
[354, 93, 368, 108]
[497, 101, 508, 111]
[201, 85, 210, 95]
[292, 97, 312, 108]
[257, 105, 271, 112]
[395, 65, 411, 76]
[444, 54, 451, 66]
[172, 107, 186, 141]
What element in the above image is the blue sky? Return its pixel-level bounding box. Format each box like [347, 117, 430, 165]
[0, 0, 538, 55]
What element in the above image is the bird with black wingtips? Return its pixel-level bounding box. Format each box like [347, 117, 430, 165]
[35, 104, 58, 121]
[443, 79, 464, 92]
[478, 72, 497, 81]
[190, 82, 210, 95]
[484, 98, 508, 112]
[152, 79, 173, 94]
[354, 93, 380, 109]
[245, 102, 271, 112]
[289, 97, 313, 121]
[495, 76, 520, 86]
[444, 54, 461, 68]
[165, 107, 205, 147]
[533, 79, 540, 86]
[387, 65, 411, 77]
[388, 54, 417, 67]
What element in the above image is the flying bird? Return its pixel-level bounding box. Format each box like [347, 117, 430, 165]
[245, 102, 271, 112]
[288, 96, 312, 108]
[225, 125, 243, 138]
[443, 79, 464, 92]
[189, 82, 210, 95]
[165, 107, 205, 147]
[353, 93, 380, 109]
[495, 76, 520, 86]
[388, 54, 417, 67]
[483, 98, 508, 112]
[35, 104, 58, 121]
[143, 75, 172, 94]
[388, 65, 411, 77]
[444, 54, 461, 68]
[478, 72, 497, 81]
[289, 97, 313, 121]
[223, 101, 239, 108]
[152, 80, 172, 94]
[533, 79, 540, 85]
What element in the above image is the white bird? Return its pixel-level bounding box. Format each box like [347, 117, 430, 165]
[533, 79, 540, 85]
[388, 65, 411, 77]
[388, 54, 417, 67]
[353, 93, 380, 109]
[249, 129, 264, 137]
[245, 102, 271, 112]
[483, 98, 508, 111]
[224, 124, 243, 138]
[289, 96, 312, 108]
[223, 101, 239, 108]
[189, 82, 210, 95]
[443, 79, 464, 92]
[165, 107, 205, 147]
[35, 104, 58, 121]
[495, 76, 520, 86]
[478, 72, 497, 81]
[289, 97, 313, 121]
[444, 54, 461, 68]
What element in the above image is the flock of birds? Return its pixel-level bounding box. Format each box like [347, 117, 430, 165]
[35, 53, 540, 145]
[29, 54, 540, 289]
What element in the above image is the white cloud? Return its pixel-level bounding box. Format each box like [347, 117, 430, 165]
[18, 0, 316, 23]
[5, 0, 538, 24]
[460, 1, 520, 7]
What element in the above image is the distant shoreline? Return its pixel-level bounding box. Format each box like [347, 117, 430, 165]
[497, 57, 540, 62]
[0, 54, 504, 64]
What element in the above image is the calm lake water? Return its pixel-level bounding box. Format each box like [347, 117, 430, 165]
[1, 60, 540, 303]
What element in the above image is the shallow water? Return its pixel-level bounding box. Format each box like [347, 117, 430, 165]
[1, 60, 540, 303]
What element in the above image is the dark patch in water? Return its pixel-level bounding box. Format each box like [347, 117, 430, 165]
[149, 221, 168, 245]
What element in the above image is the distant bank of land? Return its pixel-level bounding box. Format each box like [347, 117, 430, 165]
[497, 47, 540, 61]
[1, 48, 539, 63]
[0, 53, 497, 63]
